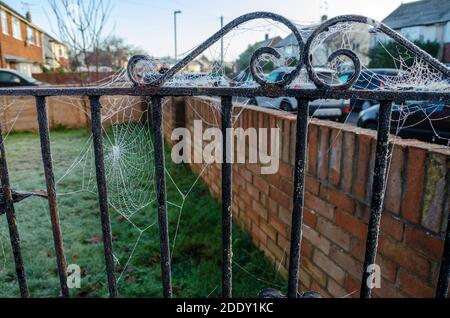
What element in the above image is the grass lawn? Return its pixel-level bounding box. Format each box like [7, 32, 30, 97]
[0, 128, 286, 298]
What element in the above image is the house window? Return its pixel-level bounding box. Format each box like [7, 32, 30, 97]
[1, 11, 8, 35]
[27, 26, 34, 45]
[12, 17, 21, 39]
[35, 32, 40, 46]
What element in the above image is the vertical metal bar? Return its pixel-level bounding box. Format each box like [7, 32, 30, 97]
[89, 96, 118, 298]
[221, 96, 232, 298]
[0, 124, 29, 297]
[287, 98, 309, 298]
[150, 96, 172, 298]
[35, 96, 69, 298]
[360, 100, 393, 298]
[436, 211, 450, 298]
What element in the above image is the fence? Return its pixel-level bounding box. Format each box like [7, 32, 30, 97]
[163, 96, 449, 297]
[0, 12, 449, 298]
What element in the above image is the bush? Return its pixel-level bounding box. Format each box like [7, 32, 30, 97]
[368, 40, 440, 68]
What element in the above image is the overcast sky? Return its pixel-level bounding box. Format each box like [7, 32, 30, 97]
[4, 0, 417, 61]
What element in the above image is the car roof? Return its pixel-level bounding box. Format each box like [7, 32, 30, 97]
[0, 68, 25, 76]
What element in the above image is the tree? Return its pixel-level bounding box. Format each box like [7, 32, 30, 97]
[368, 40, 440, 68]
[48, 0, 113, 78]
[86, 36, 146, 71]
[237, 43, 260, 72]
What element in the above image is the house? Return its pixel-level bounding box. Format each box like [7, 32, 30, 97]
[256, 34, 282, 48]
[382, 0, 450, 63]
[274, 23, 370, 68]
[0, 2, 44, 75]
[43, 33, 69, 71]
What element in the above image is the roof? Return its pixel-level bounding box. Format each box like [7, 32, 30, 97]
[382, 0, 450, 29]
[256, 36, 282, 48]
[273, 25, 318, 48]
[0, 1, 44, 32]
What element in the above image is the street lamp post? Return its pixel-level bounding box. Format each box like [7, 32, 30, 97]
[174, 10, 182, 61]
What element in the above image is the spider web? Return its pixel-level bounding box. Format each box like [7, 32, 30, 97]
[0, 17, 448, 298]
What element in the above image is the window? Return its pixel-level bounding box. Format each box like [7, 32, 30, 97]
[27, 26, 34, 45]
[35, 32, 40, 46]
[0, 11, 8, 34]
[12, 17, 21, 39]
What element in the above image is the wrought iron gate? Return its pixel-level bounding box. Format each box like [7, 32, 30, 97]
[0, 12, 449, 299]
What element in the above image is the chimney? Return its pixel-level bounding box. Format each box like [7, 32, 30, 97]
[26, 11, 32, 22]
[321, 14, 328, 22]
[265, 34, 269, 40]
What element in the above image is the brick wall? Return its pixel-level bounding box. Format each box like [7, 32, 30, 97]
[0, 96, 145, 133]
[162, 96, 450, 298]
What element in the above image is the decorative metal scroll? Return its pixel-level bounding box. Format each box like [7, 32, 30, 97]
[127, 11, 450, 90]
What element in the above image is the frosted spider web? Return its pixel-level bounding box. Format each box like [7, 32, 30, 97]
[0, 17, 449, 298]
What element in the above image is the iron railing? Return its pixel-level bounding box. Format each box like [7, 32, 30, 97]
[0, 12, 449, 299]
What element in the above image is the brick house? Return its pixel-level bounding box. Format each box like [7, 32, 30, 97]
[382, 0, 450, 64]
[0, 1, 44, 75]
[43, 33, 69, 71]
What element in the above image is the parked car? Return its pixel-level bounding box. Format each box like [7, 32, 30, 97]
[248, 67, 351, 122]
[357, 101, 450, 145]
[340, 69, 403, 112]
[0, 69, 46, 87]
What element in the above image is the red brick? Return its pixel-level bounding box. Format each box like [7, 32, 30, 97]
[344, 275, 360, 298]
[405, 226, 444, 260]
[267, 198, 278, 215]
[277, 232, 290, 251]
[280, 180, 293, 196]
[323, 186, 355, 214]
[282, 119, 291, 163]
[252, 200, 268, 221]
[270, 186, 291, 210]
[330, 245, 363, 279]
[305, 175, 320, 195]
[317, 127, 330, 181]
[265, 173, 280, 188]
[341, 132, 355, 193]
[421, 153, 447, 233]
[253, 175, 269, 195]
[278, 161, 293, 179]
[246, 183, 260, 200]
[377, 255, 397, 283]
[259, 221, 277, 241]
[380, 214, 404, 241]
[336, 210, 367, 241]
[303, 207, 317, 228]
[378, 236, 430, 279]
[398, 269, 434, 298]
[353, 134, 372, 200]
[239, 165, 253, 183]
[310, 281, 331, 298]
[373, 278, 405, 298]
[300, 238, 313, 259]
[350, 237, 366, 262]
[268, 212, 289, 238]
[313, 249, 346, 285]
[328, 278, 349, 298]
[401, 147, 426, 224]
[301, 257, 327, 287]
[299, 270, 312, 289]
[252, 223, 267, 245]
[329, 129, 342, 186]
[304, 192, 334, 220]
[307, 125, 318, 176]
[302, 224, 331, 255]
[384, 146, 404, 215]
[278, 206, 291, 226]
[317, 217, 351, 251]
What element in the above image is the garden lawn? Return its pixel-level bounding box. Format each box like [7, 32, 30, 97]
[0, 128, 286, 298]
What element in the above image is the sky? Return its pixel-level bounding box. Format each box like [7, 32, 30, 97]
[4, 0, 417, 61]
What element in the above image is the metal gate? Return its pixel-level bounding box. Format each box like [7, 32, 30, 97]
[0, 12, 449, 298]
